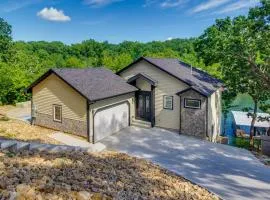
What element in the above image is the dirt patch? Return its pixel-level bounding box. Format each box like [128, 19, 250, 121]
[0, 150, 219, 200]
[0, 117, 61, 145]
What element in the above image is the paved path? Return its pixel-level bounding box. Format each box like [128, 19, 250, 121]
[101, 126, 270, 200]
[0, 102, 31, 123]
[50, 132, 106, 152]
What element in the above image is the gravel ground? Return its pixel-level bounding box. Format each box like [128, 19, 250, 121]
[0, 150, 219, 200]
[0, 115, 61, 145]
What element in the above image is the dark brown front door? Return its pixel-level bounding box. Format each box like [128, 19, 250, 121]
[136, 91, 151, 122]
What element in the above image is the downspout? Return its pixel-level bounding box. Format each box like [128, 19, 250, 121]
[31, 97, 34, 125]
[86, 101, 90, 143]
[89, 101, 96, 144]
[151, 85, 156, 127]
[206, 97, 209, 141]
[179, 96, 182, 134]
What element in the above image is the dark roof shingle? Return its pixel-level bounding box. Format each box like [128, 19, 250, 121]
[28, 68, 138, 102]
[118, 57, 222, 96]
[143, 57, 222, 96]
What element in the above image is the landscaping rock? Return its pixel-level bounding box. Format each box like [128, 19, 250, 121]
[76, 191, 91, 200]
[0, 150, 218, 200]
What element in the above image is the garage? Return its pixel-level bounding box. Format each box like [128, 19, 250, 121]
[93, 102, 130, 142]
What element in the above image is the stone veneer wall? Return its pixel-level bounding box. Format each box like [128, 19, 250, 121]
[179, 90, 207, 139]
[34, 113, 87, 138]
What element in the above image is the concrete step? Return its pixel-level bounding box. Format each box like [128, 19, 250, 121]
[131, 119, 151, 128]
[132, 119, 151, 125]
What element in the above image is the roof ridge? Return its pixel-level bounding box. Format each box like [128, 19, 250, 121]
[51, 66, 104, 70]
[144, 57, 219, 80]
[177, 60, 222, 83]
[144, 56, 179, 60]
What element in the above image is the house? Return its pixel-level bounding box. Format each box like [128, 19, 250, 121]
[232, 111, 270, 136]
[27, 57, 223, 143]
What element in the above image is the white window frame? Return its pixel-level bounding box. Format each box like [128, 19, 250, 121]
[53, 105, 62, 122]
[163, 95, 173, 110]
[184, 98, 201, 109]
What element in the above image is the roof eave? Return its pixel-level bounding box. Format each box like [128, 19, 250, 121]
[176, 87, 209, 97]
[116, 57, 144, 75]
[118, 57, 223, 93]
[26, 69, 54, 93]
[26, 69, 91, 102]
[127, 73, 158, 86]
[117, 57, 194, 87]
[89, 90, 138, 103]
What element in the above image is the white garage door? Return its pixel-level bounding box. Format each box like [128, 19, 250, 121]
[94, 102, 129, 142]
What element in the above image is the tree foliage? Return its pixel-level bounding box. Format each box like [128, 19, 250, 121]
[0, 18, 12, 62]
[196, 0, 270, 137]
[0, 0, 269, 121]
[0, 17, 211, 104]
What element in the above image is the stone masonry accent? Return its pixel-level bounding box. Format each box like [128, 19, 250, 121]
[179, 90, 207, 138]
[33, 113, 87, 138]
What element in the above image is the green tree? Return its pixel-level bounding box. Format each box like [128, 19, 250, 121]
[65, 56, 84, 68]
[196, 0, 270, 138]
[102, 51, 132, 72]
[143, 48, 179, 59]
[0, 18, 12, 62]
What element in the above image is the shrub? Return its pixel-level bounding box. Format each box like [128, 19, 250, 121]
[235, 137, 250, 149]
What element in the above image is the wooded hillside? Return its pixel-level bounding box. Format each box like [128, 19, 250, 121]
[0, 22, 219, 104]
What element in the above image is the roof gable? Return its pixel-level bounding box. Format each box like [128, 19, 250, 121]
[27, 68, 138, 102]
[127, 73, 158, 86]
[176, 87, 208, 97]
[117, 57, 223, 96]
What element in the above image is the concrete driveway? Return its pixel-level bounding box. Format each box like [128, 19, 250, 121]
[101, 126, 270, 200]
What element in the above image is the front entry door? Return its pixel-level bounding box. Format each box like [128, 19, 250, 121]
[136, 91, 151, 121]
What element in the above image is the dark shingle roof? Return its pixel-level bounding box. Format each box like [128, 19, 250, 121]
[118, 57, 223, 96]
[28, 68, 138, 102]
[145, 57, 222, 96]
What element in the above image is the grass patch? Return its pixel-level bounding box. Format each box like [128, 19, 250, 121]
[233, 137, 262, 152]
[235, 137, 250, 149]
[5, 151, 16, 158]
[0, 128, 6, 133]
[4, 132, 17, 139]
[0, 119, 61, 145]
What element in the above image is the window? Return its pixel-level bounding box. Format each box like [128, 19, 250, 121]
[163, 96, 173, 110]
[184, 98, 201, 109]
[53, 105, 62, 122]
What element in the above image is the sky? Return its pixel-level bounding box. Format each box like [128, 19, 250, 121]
[0, 0, 260, 44]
